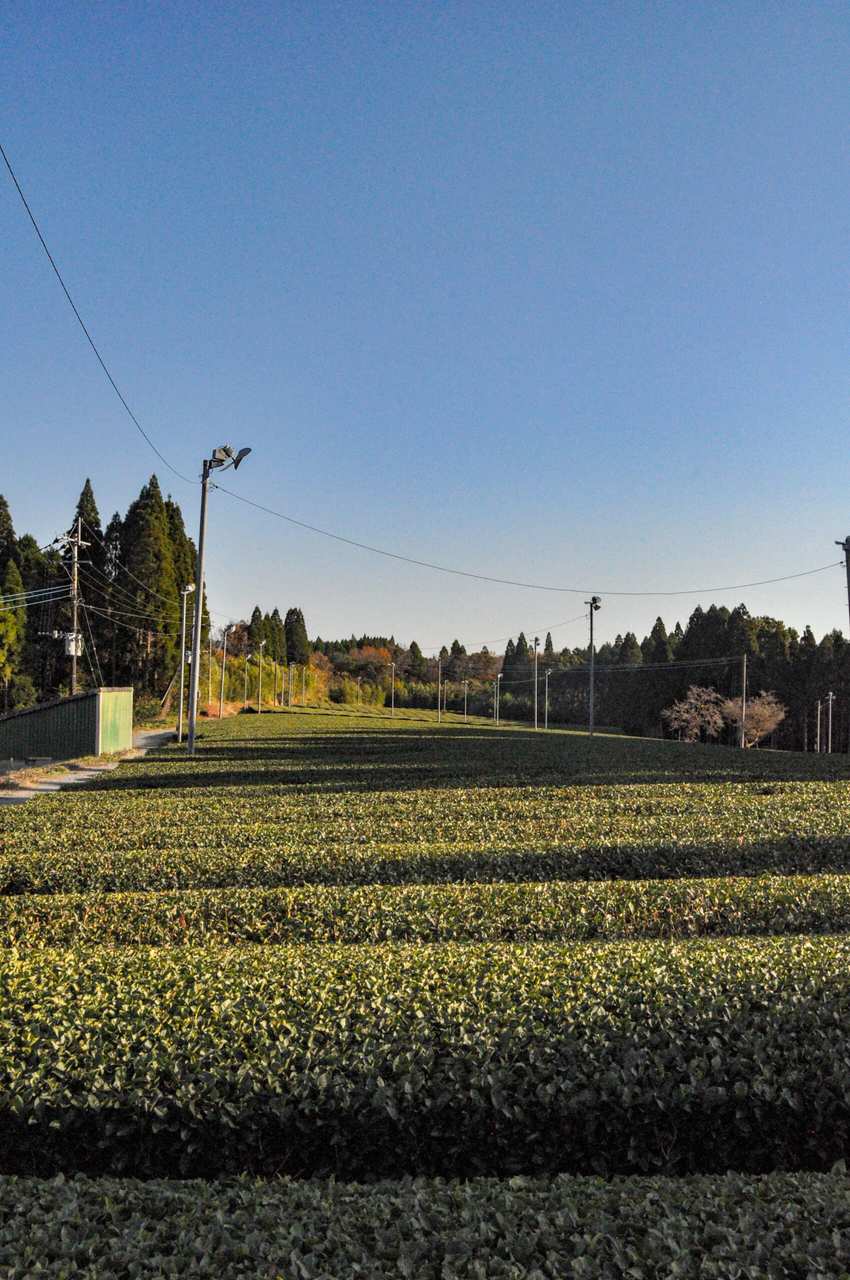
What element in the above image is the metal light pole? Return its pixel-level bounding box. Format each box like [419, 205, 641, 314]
[545, 668, 552, 730]
[389, 662, 395, 716]
[463, 679, 468, 722]
[816, 699, 822, 753]
[496, 672, 503, 724]
[257, 639, 266, 712]
[187, 444, 251, 755]
[740, 652, 748, 749]
[585, 597, 601, 736]
[437, 656, 442, 723]
[218, 624, 232, 718]
[828, 690, 835, 753]
[177, 583, 195, 742]
[533, 636, 540, 729]
[244, 652, 250, 709]
[835, 538, 850, 637]
[288, 664, 293, 707]
[301, 664, 306, 706]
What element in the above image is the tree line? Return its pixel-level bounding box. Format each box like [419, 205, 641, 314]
[0, 479, 304, 714]
[2, 480, 847, 750]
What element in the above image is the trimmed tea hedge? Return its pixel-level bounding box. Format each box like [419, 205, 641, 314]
[2, 1169, 850, 1278]
[3, 937, 850, 1177]
[6, 782, 850, 892]
[6, 873, 850, 946]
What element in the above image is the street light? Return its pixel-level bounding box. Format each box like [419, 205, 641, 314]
[533, 636, 540, 730]
[177, 583, 195, 743]
[388, 661, 395, 717]
[257, 639, 267, 713]
[496, 672, 503, 724]
[463, 678, 468, 722]
[187, 444, 251, 754]
[437, 655, 442, 724]
[218, 624, 233, 718]
[244, 651, 251, 709]
[545, 668, 552, 730]
[584, 596, 602, 737]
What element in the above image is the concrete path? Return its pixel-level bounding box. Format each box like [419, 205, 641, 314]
[0, 727, 175, 806]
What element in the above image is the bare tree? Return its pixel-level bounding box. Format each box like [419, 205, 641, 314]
[723, 691, 786, 748]
[662, 686, 725, 742]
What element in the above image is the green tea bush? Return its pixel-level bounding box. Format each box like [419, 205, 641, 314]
[1, 1170, 849, 1279]
[6, 873, 850, 946]
[3, 937, 850, 1178]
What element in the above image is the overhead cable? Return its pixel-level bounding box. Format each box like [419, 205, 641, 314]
[0, 140, 194, 484]
[216, 485, 842, 598]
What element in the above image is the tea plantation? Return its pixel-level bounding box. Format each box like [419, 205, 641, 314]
[3, 707, 850, 1276]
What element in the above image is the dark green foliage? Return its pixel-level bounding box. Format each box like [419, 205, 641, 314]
[247, 606, 265, 651]
[1, 1170, 849, 1278]
[0, 495, 18, 569]
[284, 607, 310, 665]
[117, 477, 179, 691]
[9, 873, 850, 947]
[3, 937, 850, 1177]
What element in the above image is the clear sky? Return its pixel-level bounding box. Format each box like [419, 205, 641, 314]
[2, 2, 849, 654]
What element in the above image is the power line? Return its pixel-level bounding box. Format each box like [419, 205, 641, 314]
[0, 140, 193, 485]
[84, 602, 183, 636]
[3, 145, 836, 605]
[216, 484, 842, 598]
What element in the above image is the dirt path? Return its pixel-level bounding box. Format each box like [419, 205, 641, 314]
[0, 728, 175, 806]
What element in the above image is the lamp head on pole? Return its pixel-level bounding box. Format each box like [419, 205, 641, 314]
[210, 444, 252, 472]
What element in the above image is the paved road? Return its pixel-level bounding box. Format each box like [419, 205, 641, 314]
[0, 728, 174, 805]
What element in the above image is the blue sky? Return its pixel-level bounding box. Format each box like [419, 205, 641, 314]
[2, 2, 849, 653]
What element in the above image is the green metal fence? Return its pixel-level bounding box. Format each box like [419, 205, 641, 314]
[0, 688, 134, 762]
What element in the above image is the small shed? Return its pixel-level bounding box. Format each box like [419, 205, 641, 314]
[0, 688, 134, 761]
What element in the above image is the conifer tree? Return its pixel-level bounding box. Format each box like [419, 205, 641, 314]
[502, 638, 516, 680]
[0, 560, 26, 706]
[119, 476, 179, 691]
[0, 496, 19, 569]
[544, 632, 554, 658]
[248, 607, 265, 652]
[406, 640, 428, 680]
[269, 608, 286, 662]
[284, 607, 310, 665]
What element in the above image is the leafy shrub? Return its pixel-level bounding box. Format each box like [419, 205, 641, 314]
[3, 937, 850, 1178]
[1, 1170, 849, 1278]
[7, 874, 850, 946]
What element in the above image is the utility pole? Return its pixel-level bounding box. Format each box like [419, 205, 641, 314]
[533, 636, 540, 730]
[177, 583, 195, 742]
[55, 518, 91, 696]
[463, 679, 468, 722]
[827, 690, 835, 753]
[585, 597, 601, 736]
[187, 443, 251, 756]
[835, 538, 850, 637]
[257, 639, 266, 712]
[740, 652, 748, 749]
[545, 668, 552, 730]
[816, 699, 822, 753]
[208, 632, 213, 709]
[437, 656, 442, 723]
[218, 624, 232, 718]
